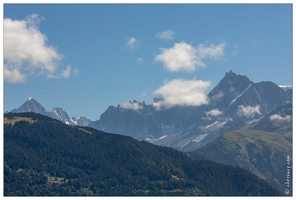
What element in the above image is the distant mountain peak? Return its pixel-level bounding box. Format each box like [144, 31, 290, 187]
[11, 97, 48, 115]
[10, 98, 93, 127]
[26, 97, 37, 103]
[222, 70, 250, 83]
[228, 69, 234, 74]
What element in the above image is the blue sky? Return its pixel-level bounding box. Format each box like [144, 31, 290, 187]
[3, 4, 292, 120]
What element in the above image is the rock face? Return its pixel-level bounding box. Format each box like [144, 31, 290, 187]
[89, 70, 292, 151]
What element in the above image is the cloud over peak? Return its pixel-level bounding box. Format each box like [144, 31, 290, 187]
[205, 109, 223, 117]
[4, 14, 72, 83]
[120, 101, 143, 111]
[196, 43, 226, 60]
[270, 114, 291, 122]
[155, 41, 226, 73]
[152, 78, 211, 109]
[155, 29, 175, 40]
[237, 105, 261, 117]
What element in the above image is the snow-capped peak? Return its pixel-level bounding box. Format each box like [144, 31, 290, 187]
[279, 85, 292, 91]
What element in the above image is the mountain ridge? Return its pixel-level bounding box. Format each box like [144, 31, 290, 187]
[9, 70, 292, 152]
[89, 70, 292, 151]
[10, 97, 93, 126]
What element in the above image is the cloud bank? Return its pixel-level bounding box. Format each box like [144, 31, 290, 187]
[155, 41, 226, 72]
[155, 29, 175, 40]
[4, 14, 72, 83]
[152, 78, 211, 109]
[237, 105, 261, 117]
[120, 101, 143, 111]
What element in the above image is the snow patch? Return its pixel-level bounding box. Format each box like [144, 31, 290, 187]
[229, 84, 252, 107]
[246, 116, 264, 124]
[65, 121, 70, 125]
[201, 120, 228, 132]
[53, 109, 58, 116]
[158, 135, 167, 140]
[279, 85, 292, 88]
[70, 118, 78, 125]
[180, 140, 192, 149]
[279, 85, 292, 92]
[192, 133, 208, 143]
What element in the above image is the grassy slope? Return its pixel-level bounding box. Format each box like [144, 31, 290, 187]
[190, 129, 291, 194]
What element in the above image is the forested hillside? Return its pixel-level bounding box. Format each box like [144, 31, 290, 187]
[4, 112, 281, 196]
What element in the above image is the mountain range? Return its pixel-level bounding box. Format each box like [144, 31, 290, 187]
[10, 97, 92, 127]
[9, 70, 292, 152]
[88, 70, 292, 151]
[5, 70, 292, 196]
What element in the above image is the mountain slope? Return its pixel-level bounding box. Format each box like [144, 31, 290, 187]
[189, 129, 292, 195]
[4, 112, 281, 196]
[250, 103, 292, 141]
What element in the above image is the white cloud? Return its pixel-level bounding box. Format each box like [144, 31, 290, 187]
[205, 109, 223, 117]
[155, 41, 199, 72]
[196, 43, 226, 60]
[126, 37, 139, 50]
[152, 78, 211, 109]
[3, 67, 26, 83]
[137, 57, 143, 63]
[237, 105, 261, 117]
[47, 65, 77, 79]
[270, 114, 291, 122]
[155, 29, 175, 40]
[60, 66, 72, 78]
[120, 101, 143, 111]
[4, 14, 71, 83]
[155, 41, 226, 72]
[211, 91, 224, 101]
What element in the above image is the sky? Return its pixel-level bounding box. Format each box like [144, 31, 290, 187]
[3, 3, 293, 121]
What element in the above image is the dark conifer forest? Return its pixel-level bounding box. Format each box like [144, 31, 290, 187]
[4, 112, 281, 196]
